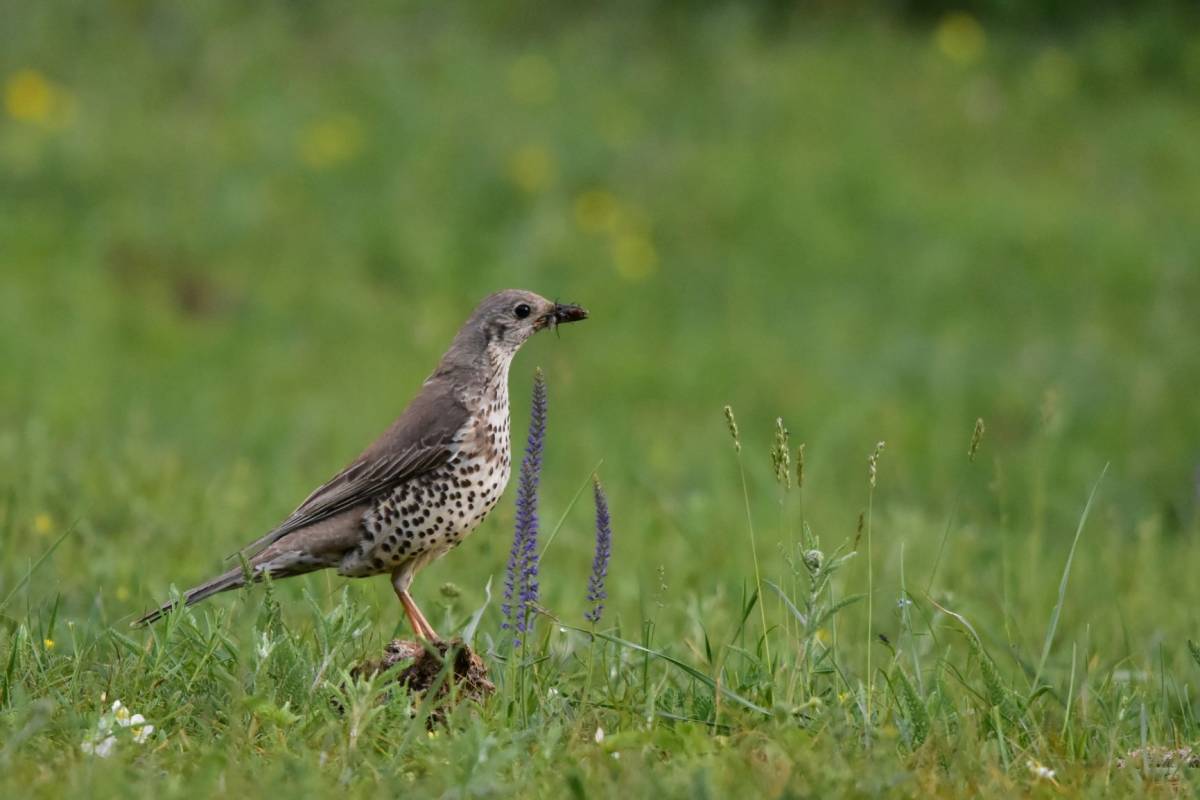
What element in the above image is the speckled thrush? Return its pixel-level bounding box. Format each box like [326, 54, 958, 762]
[136, 290, 587, 637]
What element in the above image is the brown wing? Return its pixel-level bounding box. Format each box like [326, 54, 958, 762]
[232, 378, 470, 559]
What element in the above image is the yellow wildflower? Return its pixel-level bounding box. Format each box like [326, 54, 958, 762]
[33, 513, 53, 536]
[573, 190, 620, 234]
[298, 114, 365, 169]
[507, 145, 555, 194]
[5, 69, 74, 128]
[934, 12, 986, 65]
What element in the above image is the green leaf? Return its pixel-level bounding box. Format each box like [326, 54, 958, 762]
[893, 668, 929, 749]
[813, 594, 865, 630]
[764, 580, 807, 627]
[461, 577, 492, 647]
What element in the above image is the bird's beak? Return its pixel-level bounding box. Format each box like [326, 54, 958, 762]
[553, 303, 588, 324]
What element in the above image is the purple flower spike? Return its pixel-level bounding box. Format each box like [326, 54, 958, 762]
[585, 476, 612, 624]
[502, 368, 547, 645]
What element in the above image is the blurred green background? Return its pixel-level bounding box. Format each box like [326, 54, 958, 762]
[2, 1, 1199, 647]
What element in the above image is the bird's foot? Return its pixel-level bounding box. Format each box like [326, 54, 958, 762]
[396, 587, 440, 641]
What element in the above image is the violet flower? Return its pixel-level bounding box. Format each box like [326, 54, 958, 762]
[585, 476, 612, 624]
[502, 368, 547, 645]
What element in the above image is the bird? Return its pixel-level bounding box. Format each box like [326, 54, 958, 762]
[135, 289, 588, 637]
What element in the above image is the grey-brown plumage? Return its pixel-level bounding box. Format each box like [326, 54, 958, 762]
[136, 290, 587, 635]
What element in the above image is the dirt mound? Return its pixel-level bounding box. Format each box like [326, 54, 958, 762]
[350, 638, 495, 725]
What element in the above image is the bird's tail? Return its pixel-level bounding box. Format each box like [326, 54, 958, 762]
[133, 566, 251, 627]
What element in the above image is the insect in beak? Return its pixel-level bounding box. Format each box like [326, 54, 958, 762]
[541, 301, 588, 335]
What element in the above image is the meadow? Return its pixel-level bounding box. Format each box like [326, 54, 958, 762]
[2, 3, 1200, 796]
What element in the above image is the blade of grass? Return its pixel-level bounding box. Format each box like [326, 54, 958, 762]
[540, 459, 603, 557]
[1031, 463, 1108, 692]
[0, 520, 78, 616]
[737, 455, 771, 670]
[560, 623, 769, 715]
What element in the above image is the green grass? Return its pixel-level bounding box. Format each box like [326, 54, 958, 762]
[3, 3, 1200, 796]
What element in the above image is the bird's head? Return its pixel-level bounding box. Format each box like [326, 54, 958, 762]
[435, 290, 587, 379]
[469, 289, 588, 355]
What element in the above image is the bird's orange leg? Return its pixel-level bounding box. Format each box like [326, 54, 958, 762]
[392, 567, 439, 640]
[394, 586, 439, 641]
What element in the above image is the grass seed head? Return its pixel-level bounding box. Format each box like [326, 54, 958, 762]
[968, 417, 986, 462]
[796, 443, 806, 489]
[868, 441, 886, 489]
[771, 417, 791, 489]
[722, 405, 741, 452]
[654, 564, 668, 610]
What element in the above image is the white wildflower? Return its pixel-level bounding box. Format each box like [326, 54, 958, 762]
[594, 727, 605, 744]
[112, 700, 131, 726]
[82, 697, 155, 754]
[1027, 759, 1057, 781]
[130, 715, 155, 744]
[82, 735, 117, 758]
[257, 631, 275, 660]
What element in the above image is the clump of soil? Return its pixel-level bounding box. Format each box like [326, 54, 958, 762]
[350, 638, 494, 724]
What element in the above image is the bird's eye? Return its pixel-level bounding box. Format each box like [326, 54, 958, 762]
[514, 303, 532, 319]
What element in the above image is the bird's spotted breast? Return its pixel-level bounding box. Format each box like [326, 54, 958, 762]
[339, 385, 512, 578]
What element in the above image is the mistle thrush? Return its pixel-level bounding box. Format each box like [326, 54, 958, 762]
[136, 290, 587, 637]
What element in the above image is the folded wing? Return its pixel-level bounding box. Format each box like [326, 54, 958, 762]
[232, 378, 470, 559]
